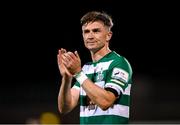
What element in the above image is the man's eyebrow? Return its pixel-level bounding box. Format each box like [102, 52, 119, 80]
[92, 28, 100, 31]
[83, 29, 90, 32]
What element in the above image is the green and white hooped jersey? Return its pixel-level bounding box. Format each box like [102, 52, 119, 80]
[72, 51, 133, 124]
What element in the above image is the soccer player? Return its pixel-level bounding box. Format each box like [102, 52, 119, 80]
[57, 11, 133, 124]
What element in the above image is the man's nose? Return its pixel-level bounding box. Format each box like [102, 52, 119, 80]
[87, 31, 94, 38]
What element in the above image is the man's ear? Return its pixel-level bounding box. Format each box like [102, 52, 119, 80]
[106, 31, 113, 41]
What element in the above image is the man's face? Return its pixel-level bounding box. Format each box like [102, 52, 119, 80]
[82, 21, 112, 52]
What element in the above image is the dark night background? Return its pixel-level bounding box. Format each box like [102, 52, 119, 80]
[0, 1, 179, 124]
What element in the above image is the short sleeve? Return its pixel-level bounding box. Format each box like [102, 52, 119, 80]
[105, 59, 132, 96]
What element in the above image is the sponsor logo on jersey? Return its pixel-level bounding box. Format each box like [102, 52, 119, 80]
[112, 68, 129, 83]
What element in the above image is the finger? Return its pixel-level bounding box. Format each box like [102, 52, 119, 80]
[58, 50, 64, 63]
[59, 48, 66, 54]
[59, 48, 68, 60]
[74, 51, 80, 59]
[61, 54, 69, 63]
[66, 52, 77, 61]
[64, 52, 74, 61]
[61, 48, 67, 53]
[61, 58, 67, 66]
[59, 49, 69, 63]
[57, 51, 61, 64]
[57, 54, 60, 62]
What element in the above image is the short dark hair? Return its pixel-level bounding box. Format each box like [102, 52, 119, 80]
[80, 11, 113, 30]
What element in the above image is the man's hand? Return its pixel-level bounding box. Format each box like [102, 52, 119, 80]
[57, 48, 72, 76]
[61, 50, 82, 76]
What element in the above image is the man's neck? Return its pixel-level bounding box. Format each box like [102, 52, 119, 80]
[90, 47, 111, 62]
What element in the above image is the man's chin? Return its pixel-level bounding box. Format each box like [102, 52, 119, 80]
[86, 45, 104, 53]
[88, 48, 99, 53]
[86, 46, 95, 50]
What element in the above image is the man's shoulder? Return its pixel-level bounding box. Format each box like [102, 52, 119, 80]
[109, 51, 133, 73]
[109, 51, 126, 62]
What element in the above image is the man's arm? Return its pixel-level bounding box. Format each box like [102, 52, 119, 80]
[82, 78, 117, 110]
[58, 74, 79, 114]
[57, 49, 79, 114]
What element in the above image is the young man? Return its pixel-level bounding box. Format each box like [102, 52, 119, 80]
[57, 11, 133, 124]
